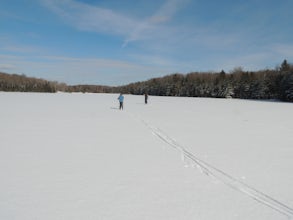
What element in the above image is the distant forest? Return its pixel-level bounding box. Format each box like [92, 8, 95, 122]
[1, 60, 292, 102]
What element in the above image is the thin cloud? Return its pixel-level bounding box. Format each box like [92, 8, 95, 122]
[1, 45, 41, 54]
[41, 0, 138, 36]
[272, 44, 293, 58]
[122, 0, 190, 47]
[41, 0, 191, 48]
[0, 64, 15, 71]
[0, 53, 170, 85]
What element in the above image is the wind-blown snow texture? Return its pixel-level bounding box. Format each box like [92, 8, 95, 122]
[1, 92, 293, 220]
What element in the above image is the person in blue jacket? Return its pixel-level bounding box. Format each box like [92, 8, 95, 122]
[118, 93, 124, 110]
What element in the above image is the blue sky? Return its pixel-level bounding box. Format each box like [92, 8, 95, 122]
[1, 0, 293, 85]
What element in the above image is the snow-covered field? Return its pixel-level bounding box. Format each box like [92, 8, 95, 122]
[1, 92, 293, 220]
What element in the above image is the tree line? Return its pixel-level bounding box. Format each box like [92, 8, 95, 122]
[117, 60, 293, 102]
[0, 72, 60, 93]
[0, 60, 292, 102]
[0, 72, 112, 93]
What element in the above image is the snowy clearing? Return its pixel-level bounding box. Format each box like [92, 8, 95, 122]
[1, 92, 293, 220]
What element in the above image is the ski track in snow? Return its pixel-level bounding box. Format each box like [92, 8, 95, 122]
[129, 112, 293, 219]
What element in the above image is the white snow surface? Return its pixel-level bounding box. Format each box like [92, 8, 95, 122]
[1, 92, 293, 220]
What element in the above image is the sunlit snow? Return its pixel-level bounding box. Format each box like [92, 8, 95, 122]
[1, 92, 293, 220]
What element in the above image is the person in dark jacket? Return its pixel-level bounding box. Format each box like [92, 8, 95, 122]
[144, 92, 148, 104]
